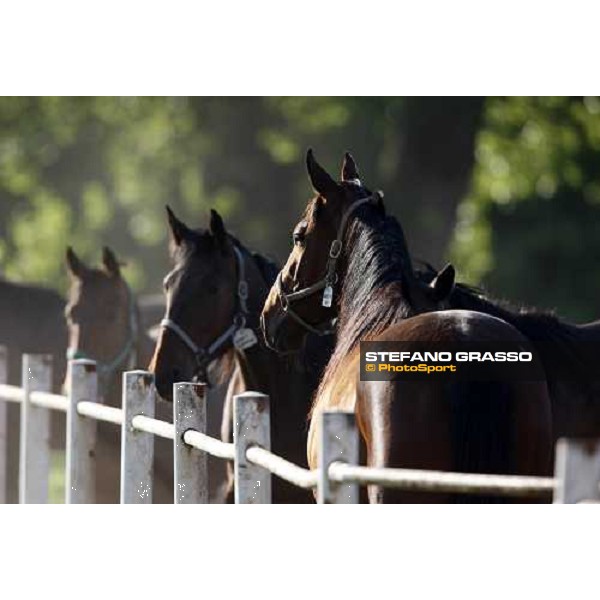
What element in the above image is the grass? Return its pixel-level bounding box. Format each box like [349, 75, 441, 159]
[49, 450, 65, 503]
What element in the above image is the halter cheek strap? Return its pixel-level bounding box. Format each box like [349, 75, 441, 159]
[159, 245, 251, 382]
[276, 192, 380, 336]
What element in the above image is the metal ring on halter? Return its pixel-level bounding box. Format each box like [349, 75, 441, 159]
[279, 291, 289, 310]
[329, 239, 342, 259]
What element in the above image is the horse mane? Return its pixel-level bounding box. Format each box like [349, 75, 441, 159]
[415, 265, 596, 389]
[415, 264, 579, 342]
[315, 206, 419, 409]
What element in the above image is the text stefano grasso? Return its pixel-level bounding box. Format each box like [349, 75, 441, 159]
[364, 351, 533, 363]
[359, 340, 550, 382]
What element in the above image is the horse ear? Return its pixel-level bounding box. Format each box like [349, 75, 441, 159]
[102, 246, 121, 278]
[341, 152, 360, 182]
[65, 246, 87, 279]
[166, 205, 192, 246]
[209, 209, 227, 246]
[306, 149, 339, 198]
[429, 263, 455, 301]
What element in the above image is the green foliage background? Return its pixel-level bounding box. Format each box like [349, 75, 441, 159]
[451, 96, 600, 320]
[1, 97, 599, 322]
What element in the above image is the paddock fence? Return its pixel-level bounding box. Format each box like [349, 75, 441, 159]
[0, 348, 599, 504]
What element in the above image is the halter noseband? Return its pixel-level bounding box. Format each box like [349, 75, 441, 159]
[160, 245, 254, 383]
[276, 192, 379, 337]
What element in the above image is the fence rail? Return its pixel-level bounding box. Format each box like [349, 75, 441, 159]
[1, 348, 599, 504]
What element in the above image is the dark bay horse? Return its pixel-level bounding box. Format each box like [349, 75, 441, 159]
[150, 207, 333, 503]
[417, 266, 600, 442]
[64, 246, 176, 503]
[261, 150, 553, 502]
[0, 277, 68, 503]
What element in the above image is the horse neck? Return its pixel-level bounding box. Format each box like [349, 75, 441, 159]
[100, 290, 142, 407]
[229, 249, 280, 394]
[336, 214, 417, 352]
[235, 249, 322, 464]
[315, 212, 418, 407]
[233, 344, 278, 396]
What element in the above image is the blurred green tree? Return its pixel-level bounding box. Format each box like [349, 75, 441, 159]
[451, 96, 600, 321]
[0, 96, 483, 297]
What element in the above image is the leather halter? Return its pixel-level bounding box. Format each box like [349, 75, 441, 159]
[275, 192, 379, 337]
[67, 286, 139, 388]
[160, 245, 250, 382]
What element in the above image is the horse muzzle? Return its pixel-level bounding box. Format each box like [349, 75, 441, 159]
[260, 308, 305, 355]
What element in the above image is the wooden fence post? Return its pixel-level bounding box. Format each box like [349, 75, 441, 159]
[234, 392, 271, 504]
[66, 359, 98, 503]
[20, 354, 53, 504]
[174, 382, 207, 504]
[318, 411, 359, 504]
[121, 370, 155, 504]
[554, 438, 600, 503]
[0, 346, 7, 504]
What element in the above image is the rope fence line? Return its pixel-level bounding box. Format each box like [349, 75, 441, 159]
[131, 415, 175, 440]
[0, 384, 24, 404]
[77, 401, 123, 426]
[183, 430, 235, 461]
[327, 463, 556, 498]
[246, 446, 318, 490]
[0, 349, 599, 504]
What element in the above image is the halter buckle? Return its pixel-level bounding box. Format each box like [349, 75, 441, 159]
[279, 291, 289, 311]
[195, 347, 208, 363]
[233, 313, 246, 329]
[238, 280, 249, 300]
[329, 239, 342, 259]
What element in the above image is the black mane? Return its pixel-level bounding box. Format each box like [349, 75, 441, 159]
[415, 266, 600, 397]
[317, 205, 419, 401]
[416, 264, 580, 343]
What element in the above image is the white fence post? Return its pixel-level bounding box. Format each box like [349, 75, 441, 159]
[20, 354, 53, 504]
[121, 370, 155, 504]
[554, 438, 600, 503]
[66, 359, 98, 504]
[234, 392, 271, 504]
[318, 411, 359, 504]
[0, 346, 7, 504]
[174, 382, 207, 504]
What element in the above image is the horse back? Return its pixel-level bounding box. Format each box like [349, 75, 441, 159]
[357, 309, 553, 502]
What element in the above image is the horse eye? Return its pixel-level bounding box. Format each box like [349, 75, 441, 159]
[293, 231, 305, 246]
